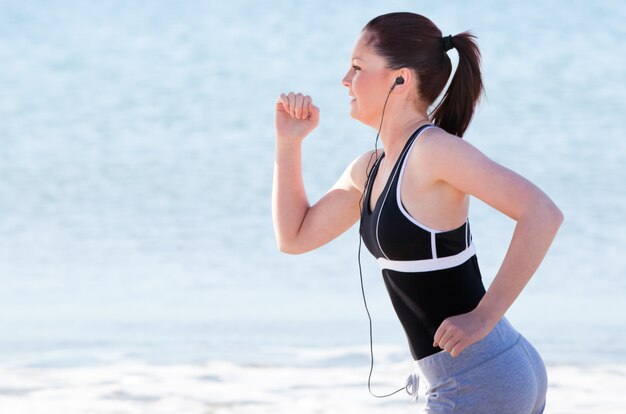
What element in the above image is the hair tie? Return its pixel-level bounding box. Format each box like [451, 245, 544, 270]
[442, 35, 454, 52]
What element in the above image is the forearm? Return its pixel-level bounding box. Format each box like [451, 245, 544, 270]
[475, 200, 564, 325]
[272, 140, 310, 251]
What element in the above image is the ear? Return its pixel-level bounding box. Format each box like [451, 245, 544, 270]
[396, 68, 413, 89]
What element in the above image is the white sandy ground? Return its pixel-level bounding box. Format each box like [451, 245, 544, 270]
[0, 359, 624, 413]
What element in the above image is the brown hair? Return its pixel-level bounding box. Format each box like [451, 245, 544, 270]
[363, 12, 483, 137]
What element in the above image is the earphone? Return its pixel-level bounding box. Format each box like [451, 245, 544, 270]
[389, 76, 405, 92]
[357, 75, 412, 399]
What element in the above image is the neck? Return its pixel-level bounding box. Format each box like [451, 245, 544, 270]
[377, 109, 430, 162]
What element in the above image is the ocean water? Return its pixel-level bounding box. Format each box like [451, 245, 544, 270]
[0, 0, 625, 412]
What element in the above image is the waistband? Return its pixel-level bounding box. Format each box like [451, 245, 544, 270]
[415, 317, 521, 384]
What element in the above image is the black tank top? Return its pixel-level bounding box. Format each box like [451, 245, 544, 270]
[360, 124, 486, 360]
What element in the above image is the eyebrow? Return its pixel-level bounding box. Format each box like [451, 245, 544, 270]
[352, 56, 366, 62]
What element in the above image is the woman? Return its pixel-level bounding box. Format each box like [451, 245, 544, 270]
[272, 12, 562, 414]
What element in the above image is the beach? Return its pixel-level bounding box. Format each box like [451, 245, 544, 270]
[1, 355, 625, 413]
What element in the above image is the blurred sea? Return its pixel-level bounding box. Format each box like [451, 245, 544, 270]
[0, 0, 624, 412]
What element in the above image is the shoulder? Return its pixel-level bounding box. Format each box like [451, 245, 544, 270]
[412, 126, 486, 171]
[352, 148, 383, 170]
[418, 126, 479, 154]
[344, 149, 383, 193]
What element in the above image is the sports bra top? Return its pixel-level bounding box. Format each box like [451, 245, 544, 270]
[359, 124, 487, 360]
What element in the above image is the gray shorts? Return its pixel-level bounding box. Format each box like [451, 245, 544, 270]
[415, 317, 547, 413]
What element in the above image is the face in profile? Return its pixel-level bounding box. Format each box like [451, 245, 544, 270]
[342, 31, 394, 128]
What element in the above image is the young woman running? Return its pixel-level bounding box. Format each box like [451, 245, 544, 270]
[272, 12, 563, 413]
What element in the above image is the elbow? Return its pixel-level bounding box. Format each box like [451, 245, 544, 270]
[547, 198, 564, 226]
[553, 205, 565, 228]
[542, 198, 564, 232]
[520, 195, 564, 233]
[276, 239, 306, 255]
[278, 244, 304, 255]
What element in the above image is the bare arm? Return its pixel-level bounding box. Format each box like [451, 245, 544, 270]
[421, 130, 564, 356]
[272, 92, 367, 254]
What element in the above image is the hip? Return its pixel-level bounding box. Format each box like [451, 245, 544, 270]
[415, 317, 548, 413]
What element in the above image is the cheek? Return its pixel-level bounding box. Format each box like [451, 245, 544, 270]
[352, 73, 369, 100]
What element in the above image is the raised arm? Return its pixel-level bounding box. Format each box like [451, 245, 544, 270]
[419, 129, 564, 356]
[272, 92, 369, 254]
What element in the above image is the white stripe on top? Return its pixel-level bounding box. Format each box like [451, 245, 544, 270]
[377, 243, 476, 273]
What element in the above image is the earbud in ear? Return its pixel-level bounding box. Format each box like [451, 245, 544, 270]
[395, 76, 405, 85]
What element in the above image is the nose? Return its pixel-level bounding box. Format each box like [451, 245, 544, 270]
[342, 69, 352, 88]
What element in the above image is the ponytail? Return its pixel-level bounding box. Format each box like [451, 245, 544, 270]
[431, 32, 483, 137]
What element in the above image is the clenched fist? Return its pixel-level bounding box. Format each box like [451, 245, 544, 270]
[275, 92, 320, 144]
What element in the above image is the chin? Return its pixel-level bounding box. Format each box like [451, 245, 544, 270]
[349, 106, 360, 120]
